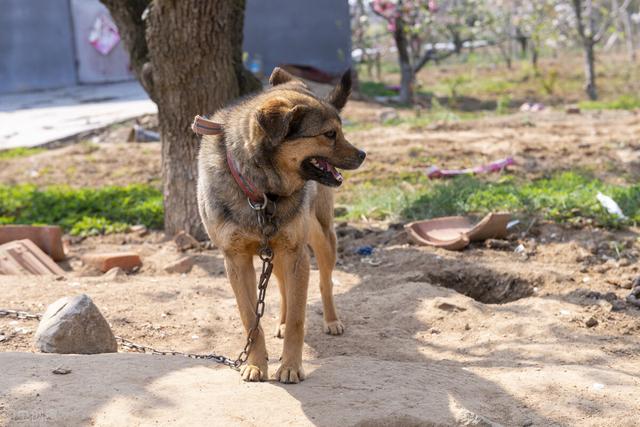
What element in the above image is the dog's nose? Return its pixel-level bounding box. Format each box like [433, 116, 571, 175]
[357, 150, 366, 161]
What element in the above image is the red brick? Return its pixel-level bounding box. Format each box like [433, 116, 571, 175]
[0, 225, 65, 261]
[0, 239, 66, 275]
[82, 252, 142, 273]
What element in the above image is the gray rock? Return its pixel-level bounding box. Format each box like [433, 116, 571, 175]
[34, 294, 117, 354]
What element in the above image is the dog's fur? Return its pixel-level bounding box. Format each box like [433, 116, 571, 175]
[197, 68, 365, 383]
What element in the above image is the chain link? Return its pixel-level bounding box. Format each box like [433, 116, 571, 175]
[0, 197, 277, 371]
[0, 309, 41, 320]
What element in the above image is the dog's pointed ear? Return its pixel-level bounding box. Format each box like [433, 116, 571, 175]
[326, 69, 352, 111]
[253, 98, 308, 143]
[269, 67, 295, 86]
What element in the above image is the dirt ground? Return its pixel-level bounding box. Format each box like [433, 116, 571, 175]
[1, 100, 640, 426]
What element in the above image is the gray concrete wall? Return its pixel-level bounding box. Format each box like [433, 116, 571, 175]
[0, 0, 77, 93]
[70, 0, 134, 84]
[243, 0, 352, 76]
[0, 0, 351, 94]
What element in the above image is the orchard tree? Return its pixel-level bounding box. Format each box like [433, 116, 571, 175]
[555, 0, 631, 99]
[512, 1, 558, 70]
[101, 0, 260, 237]
[371, 0, 484, 104]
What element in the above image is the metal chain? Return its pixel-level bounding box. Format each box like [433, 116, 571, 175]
[0, 197, 277, 371]
[0, 309, 41, 320]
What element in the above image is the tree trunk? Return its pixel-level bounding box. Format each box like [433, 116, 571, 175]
[392, 12, 414, 104]
[571, 0, 598, 100]
[583, 40, 597, 100]
[530, 40, 539, 71]
[101, 0, 260, 238]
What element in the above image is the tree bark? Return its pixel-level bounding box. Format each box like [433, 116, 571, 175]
[571, 0, 598, 100]
[583, 41, 598, 100]
[101, 0, 260, 238]
[392, 12, 414, 105]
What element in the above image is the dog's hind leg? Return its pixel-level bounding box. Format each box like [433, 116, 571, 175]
[223, 251, 269, 381]
[273, 263, 287, 338]
[309, 215, 344, 335]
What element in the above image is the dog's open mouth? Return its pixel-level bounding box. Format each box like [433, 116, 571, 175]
[302, 157, 344, 187]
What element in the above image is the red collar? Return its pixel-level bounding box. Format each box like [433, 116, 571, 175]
[192, 115, 267, 207]
[225, 150, 267, 206]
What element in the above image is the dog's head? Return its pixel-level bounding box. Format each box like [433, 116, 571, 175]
[249, 68, 366, 190]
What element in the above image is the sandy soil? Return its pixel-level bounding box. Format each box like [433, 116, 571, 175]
[1, 246, 639, 426]
[1, 101, 640, 425]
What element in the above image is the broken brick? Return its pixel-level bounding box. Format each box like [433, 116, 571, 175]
[82, 252, 142, 273]
[0, 239, 66, 275]
[0, 225, 65, 261]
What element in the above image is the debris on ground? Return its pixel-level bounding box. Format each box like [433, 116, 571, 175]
[163, 256, 195, 274]
[127, 124, 160, 142]
[0, 239, 66, 275]
[565, 106, 581, 114]
[0, 225, 65, 261]
[377, 108, 399, 123]
[585, 316, 599, 328]
[484, 239, 514, 251]
[596, 192, 627, 219]
[34, 294, 117, 354]
[129, 224, 149, 237]
[103, 267, 126, 280]
[626, 282, 640, 308]
[355, 245, 374, 256]
[405, 213, 510, 251]
[173, 231, 201, 252]
[426, 156, 515, 179]
[52, 366, 72, 375]
[82, 252, 142, 273]
[520, 102, 545, 112]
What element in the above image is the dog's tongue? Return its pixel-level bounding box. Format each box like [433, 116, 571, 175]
[318, 159, 343, 182]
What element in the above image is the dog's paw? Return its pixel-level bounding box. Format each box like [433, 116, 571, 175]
[274, 364, 305, 384]
[240, 364, 267, 382]
[323, 319, 345, 335]
[274, 323, 286, 338]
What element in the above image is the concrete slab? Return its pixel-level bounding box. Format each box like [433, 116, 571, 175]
[0, 81, 157, 150]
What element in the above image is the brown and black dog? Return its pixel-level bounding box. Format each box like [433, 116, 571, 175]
[197, 67, 365, 383]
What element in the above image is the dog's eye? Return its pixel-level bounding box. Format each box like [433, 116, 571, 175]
[324, 130, 336, 140]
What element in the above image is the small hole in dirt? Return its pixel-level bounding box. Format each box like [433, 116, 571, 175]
[419, 267, 537, 304]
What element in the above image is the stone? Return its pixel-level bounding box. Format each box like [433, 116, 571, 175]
[82, 252, 142, 273]
[585, 317, 598, 328]
[34, 294, 117, 354]
[173, 231, 200, 252]
[0, 225, 65, 261]
[103, 267, 126, 279]
[129, 224, 148, 236]
[163, 256, 195, 274]
[565, 106, 581, 114]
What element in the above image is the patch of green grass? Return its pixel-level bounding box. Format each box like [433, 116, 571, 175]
[343, 121, 376, 132]
[338, 171, 640, 228]
[0, 147, 46, 160]
[0, 184, 163, 236]
[358, 81, 398, 98]
[579, 95, 640, 111]
[496, 95, 512, 114]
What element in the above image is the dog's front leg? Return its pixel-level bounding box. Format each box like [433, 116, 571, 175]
[274, 246, 310, 383]
[223, 251, 269, 381]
